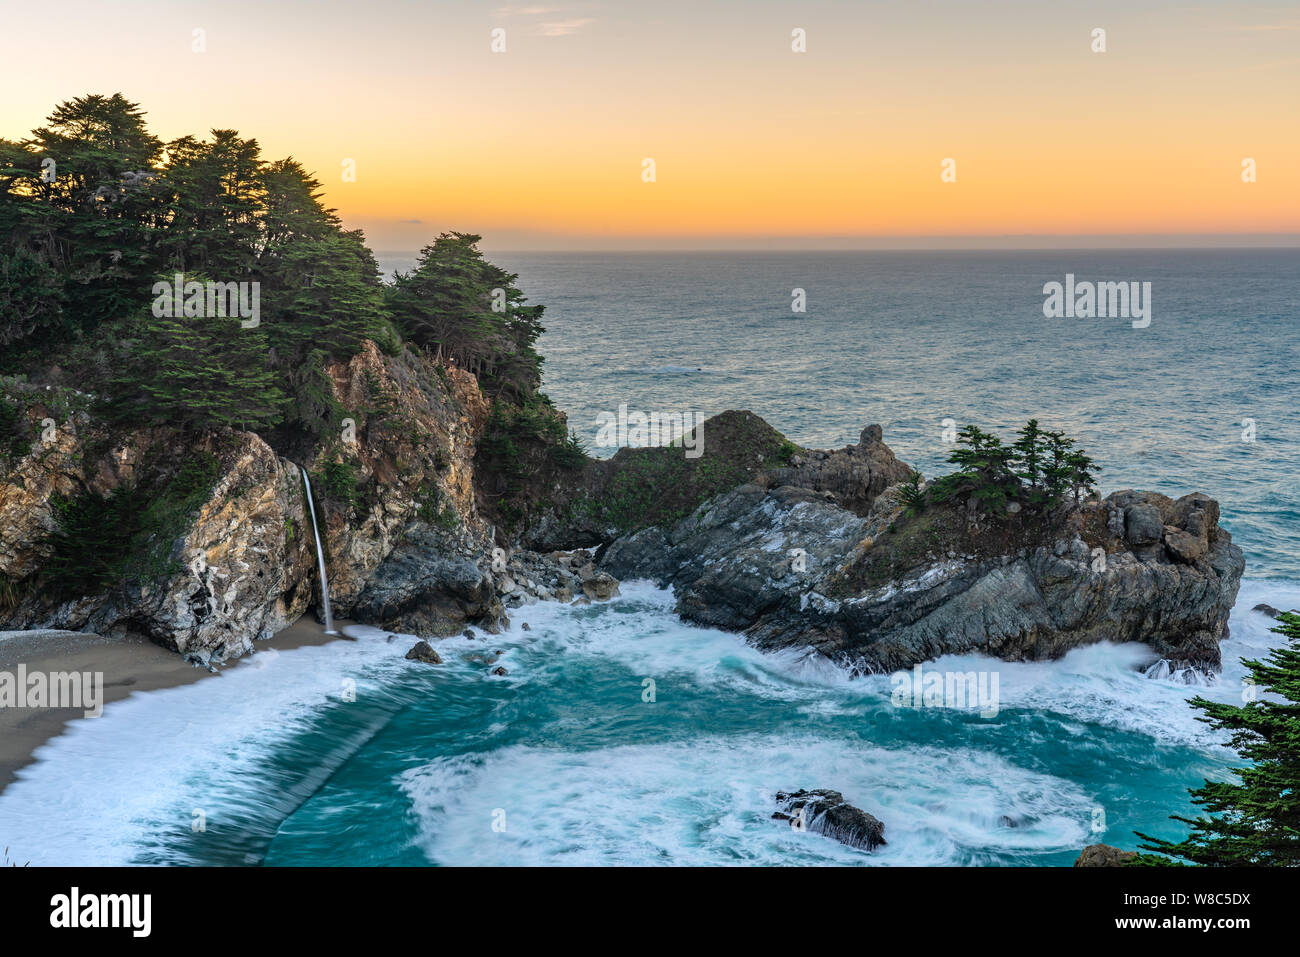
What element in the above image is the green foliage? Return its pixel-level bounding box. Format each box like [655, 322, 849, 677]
[1132, 612, 1300, 866]
[774, 439, 801, 465]
[549, 429, 590, 471]
[0, 573, 31, 613]
[897, 469, 927, 516]
[108, 289, 286, 432]
[479, 395, 569, 473]
[0, 395, 31, 461]
[927, 421, 1099, 515]
[415, 482, 459, 529]
[316, 457, 362, 510]
[387, 232, 546, 402]
[42, 450, 222, 598]
[0, 95, 397, 440]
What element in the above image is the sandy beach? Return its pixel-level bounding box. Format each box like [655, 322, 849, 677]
[0, 618, 347, 795]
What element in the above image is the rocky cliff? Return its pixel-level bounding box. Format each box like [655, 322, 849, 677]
[0, 365, 1246, 676]
[601, 433, 1245, 674]
[0, 341, 507, 663]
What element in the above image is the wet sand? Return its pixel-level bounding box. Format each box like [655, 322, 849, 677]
[0, 618, 348, 795]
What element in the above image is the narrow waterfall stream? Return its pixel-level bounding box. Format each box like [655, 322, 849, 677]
[299, 466, 337, 635]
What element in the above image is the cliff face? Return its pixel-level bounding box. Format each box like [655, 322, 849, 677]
[602, 429, 1245, 674]
[0, 377, 1247, 676]
[0, 341, 505, 663]
[0, 422, 315, 662]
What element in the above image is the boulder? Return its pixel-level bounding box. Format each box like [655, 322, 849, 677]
[1074, 843, 1137, 867]
[1163, 525, 1206, 564]
[772, 789, 886, 851]
[404, 640, 442, 664]
[1124, 504, 1164, 545]
[581, 571, 621, 601]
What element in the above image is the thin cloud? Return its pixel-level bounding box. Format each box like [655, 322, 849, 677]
[494, 5, 564, 16]
[537, 17, 595, 36]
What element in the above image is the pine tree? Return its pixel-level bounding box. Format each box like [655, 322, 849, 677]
[934, 425, 1019, 513]
[388, 232, 545, 400]
[1064, 449, 1099, 504]
[110, 291, 286, 432]
[1133, 612, 1300, 865]
[1012, 419, 1043, 486]
[1042, 429, 1076, 505]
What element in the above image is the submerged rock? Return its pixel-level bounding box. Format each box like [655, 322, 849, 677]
[773, 789, 886, 851]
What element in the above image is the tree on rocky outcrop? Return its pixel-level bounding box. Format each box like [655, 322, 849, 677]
[1133, 612, 1300, 866]
[387, 232, 545, 401]
[928, 421, 1098, 515]
[1013, 419, 1048, 501]
[930, 424, 1019, 513]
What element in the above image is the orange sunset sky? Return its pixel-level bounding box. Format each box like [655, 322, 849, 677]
[2, 0, 1297, 250]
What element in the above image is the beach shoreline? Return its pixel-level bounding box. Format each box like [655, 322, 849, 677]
[0, 617, 345, 796]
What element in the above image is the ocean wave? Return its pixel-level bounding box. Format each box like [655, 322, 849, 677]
[399, 736, 1093, 866]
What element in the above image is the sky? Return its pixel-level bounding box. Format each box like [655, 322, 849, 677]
[1, 0, 1297, 250]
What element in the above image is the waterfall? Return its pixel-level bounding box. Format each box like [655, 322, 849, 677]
[299, 466, 338, 635]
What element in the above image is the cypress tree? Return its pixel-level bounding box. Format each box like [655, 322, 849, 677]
[1133, 612, 1300, 866]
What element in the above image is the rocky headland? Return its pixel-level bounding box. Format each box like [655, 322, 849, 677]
[0, 339, 1244, 678]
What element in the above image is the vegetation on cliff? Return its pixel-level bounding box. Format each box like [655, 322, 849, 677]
[922, 420, 1099, 515]
[0, 92, 577, 599]
[832, 421, 1099, 594]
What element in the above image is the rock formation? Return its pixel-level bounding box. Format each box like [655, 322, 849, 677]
[602, 431, 1243, 673]
[1074, 843, 1137, 867]
[772, 789, 887, 851]
[0, 364, 1245, 679]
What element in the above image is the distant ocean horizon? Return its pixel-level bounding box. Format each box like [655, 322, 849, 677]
[382, 248, 1299, 579]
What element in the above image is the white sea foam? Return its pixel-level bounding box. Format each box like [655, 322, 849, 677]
[0, 579, 1293, 865]
[399, 735, 1093, 866]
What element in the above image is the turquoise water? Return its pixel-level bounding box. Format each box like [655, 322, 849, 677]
[1, 251, 1296, 865]
[0, 582, 1293, 866]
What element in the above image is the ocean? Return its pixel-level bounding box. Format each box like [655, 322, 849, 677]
[1, 250, 1296, 865]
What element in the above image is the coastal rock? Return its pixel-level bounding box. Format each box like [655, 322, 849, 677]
[1, 427, 317, 664]
[1074, 844, 1137, 867]
[0, 340, 503, 663]
[772, 789, 886, 851]
[348, 524, 503, 637]
[1123, 503, 1164, 546]
[404, 640, 442, 664]
[601, 449, 1244, 672]
[1252, 603, 1297, 620]
[758, 424, 913, 517]
[518, 410, 851, 551]
[603, 483, 868, 630]
[581, 571, 620, 601]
